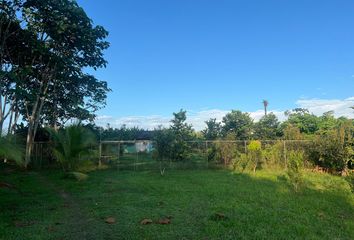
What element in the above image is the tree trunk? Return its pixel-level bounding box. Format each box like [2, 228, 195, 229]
[0, 120, 3, 136]
[7, 108, 13, 135]
[23, 74, 50, 168]
[25, 122, 35, 167]
[10, 108, 19, 134]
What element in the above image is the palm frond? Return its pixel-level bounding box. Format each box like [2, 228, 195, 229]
[0, 136, 25, 167]
[48, 124, 96, 171]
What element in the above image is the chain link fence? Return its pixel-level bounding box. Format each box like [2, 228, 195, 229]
[32, 140, 312, 171]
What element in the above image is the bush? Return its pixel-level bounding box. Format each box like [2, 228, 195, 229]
[309, 129, 352, 172]
[261, 141, 283, 168]
[215, 140, 238, 166]
[286, 150, 304, 192]
[234, 153, 249, 172]
[153, 128, 173, 161]
[247, 140, 262, 173]
[48, 124, 96, 171]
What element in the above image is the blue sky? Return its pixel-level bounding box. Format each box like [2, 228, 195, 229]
[78, 0, 354, 129]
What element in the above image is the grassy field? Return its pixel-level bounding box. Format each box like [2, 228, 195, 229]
[1, 167, 353, 240]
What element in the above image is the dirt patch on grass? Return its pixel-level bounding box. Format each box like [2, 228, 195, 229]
[36, 174, 97, 239]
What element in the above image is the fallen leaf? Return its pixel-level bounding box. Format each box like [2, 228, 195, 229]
[140, 219, 153, 225]
[105, 217, 116, 224]
[157, 218, 171, 225]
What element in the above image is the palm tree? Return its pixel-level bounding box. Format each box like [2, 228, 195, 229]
[48, 124, 96, 171]
[262, 100, 269, 116]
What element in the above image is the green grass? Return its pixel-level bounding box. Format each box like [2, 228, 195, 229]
[1, 167, 353, 240]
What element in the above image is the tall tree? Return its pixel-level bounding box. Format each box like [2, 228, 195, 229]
[1, 0, 110, 167]
[254, 113, 280, 140]
[202, 118, 221, 140]
[222, 110, 253, 140]
[170, 109, 193, 161]
[284, 108, 319, 135]
[262, 100, 269, 116]
[0, 0, 26, 135]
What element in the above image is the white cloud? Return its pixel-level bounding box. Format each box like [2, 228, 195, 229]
[95, 109, 286, 131]
[95, 97, 354, 131]
[296, 97, 354, 118]
[249, 110, 286, 122]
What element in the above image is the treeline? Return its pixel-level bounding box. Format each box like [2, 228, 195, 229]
[89, 108, 353, 142]
[90, 108, 353, 173]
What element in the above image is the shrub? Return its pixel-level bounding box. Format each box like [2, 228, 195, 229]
[309, 128, 352, 172]
[215, 140, 238, 166]
[153, 128, 173, 161]
[234, 153, 249, 172]
[247, 140, 262, 173]
[286, 150, 304, 192]
[261, 141, 283, 168]
[48, 124, 96, 171]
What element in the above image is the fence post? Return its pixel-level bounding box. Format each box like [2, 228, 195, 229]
[40, 144, 43, 170]
[117, 142, 120, 171]
[135, 141, 138, 171]
[205, 141, 208, 168]
[283, 140, 287, 169]
[98, 142, 102, 168]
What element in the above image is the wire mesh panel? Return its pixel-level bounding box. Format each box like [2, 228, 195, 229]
[32, 140, 313, 172]
[32, 142, 54, 169]
[100, 141, 156, 171]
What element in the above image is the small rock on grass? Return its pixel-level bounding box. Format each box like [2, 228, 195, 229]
[157, 218, 171, 225]
[105, 217, 116, 224]
[140, 219, 153, 225]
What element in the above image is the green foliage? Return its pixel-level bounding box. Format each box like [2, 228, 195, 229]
[261, 141, 284, 168]
[232, 153, 249, 172]
[0, 136, 24, 167]
[318, 111, 338, 134]
[1, 0, 110, 165]
[214, 134, 238, 166]
[309, 124, 353, 172]
[170, 109, 193, 161]
[254, 113, 280, 139]
[282, 124, 303, 140]
[284, 108, 320, 135]
[48, 124, 96, 171]
[98, 124, 155, 141]
[247, 140, 262, 173]
[222, 110, 253, 140]
[202, 118, 221, 140]
[286, 150, 304, 192]
[153, 127, 174, 160]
